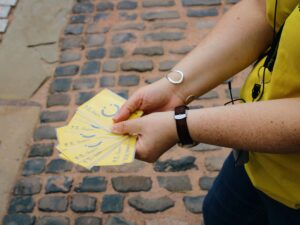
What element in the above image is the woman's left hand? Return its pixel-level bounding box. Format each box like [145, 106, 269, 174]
[112, 111, 178, 163]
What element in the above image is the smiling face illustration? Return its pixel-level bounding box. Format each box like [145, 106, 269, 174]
[100, 104, 120, 117]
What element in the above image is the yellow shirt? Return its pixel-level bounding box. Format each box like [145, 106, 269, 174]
[240, 0, 300, 208]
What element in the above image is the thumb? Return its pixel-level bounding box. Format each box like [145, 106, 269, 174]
[111, 119, 141, 135]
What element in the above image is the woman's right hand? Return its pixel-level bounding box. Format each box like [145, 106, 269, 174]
[113, 78, 185, 123]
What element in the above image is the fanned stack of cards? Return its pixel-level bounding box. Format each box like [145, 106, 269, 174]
[56, 89, 143, 170]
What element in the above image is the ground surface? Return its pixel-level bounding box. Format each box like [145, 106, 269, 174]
[0, 0, 249, 225]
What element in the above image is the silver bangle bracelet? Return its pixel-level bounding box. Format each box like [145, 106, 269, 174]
[166, 69, 184, 84]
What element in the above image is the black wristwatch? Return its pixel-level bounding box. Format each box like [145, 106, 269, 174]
[174, 105, 198, 148]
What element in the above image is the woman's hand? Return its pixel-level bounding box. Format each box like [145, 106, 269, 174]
[113, 78, 185, 123]
[112, 111, 178, 163]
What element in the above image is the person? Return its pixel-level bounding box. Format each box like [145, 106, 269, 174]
[112, 0, 300, 224]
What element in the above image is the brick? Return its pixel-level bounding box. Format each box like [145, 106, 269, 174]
[50, 78, 71, 93]
[40, 110, 68, 123]
[183, 196, 205, 214]
[169, 45, 195, 54]
[0, 0, 17, 6]
[47, 94, 70, 107]
[117, 1, 137, 10]
[94, 12, 110, 22]
[76, 92, 95, 105]
[38, 196, 68, 212]
[145, 219, 188, 225]
[144, 32, 184, 41]
[86, 34, 105, 47]
[133, 46, 163, 56]
[204, 156, 225, 171]
[8, 196, 35, 213]
[46, 159, 73, 173]
[159, 60, 178, 71]
[128, 195, 175, 213]
[0, 6, 10, 18]
[87, 24, 110, 34]
[121, 60, 153, 72]
[34, 126, 56, 141]
[118, 75, 139, 86]
[22, 159, 46, 176]
[97, 1, 114, 11]
[71, 194, 96, 212]
[14, 177, 41, 195]
[35, 216, 69, 225]
[100, 76, 115, 87]
[142, 11, 179, 21]
[101, 194, 124, 213]
[73, 3, 94, 14]
[81, 61, 100, 75]
[75, 176, 107, 192]
[103, 60, 118, 73]
[2, 214, 35, 225]
[112, 33, 136, 44]
[73, 78, 96, 90]
[55, 65, 79, 76]
[116, 90, 128, 99]
[198, 91, 219, 99]
[145, 76, 161, 84]
[29, 143, 53, 157]
[45, 176, 73, 193]
[61, 37, 82, 50]
[65, 24, 84, 35]
[154, 156, 197, 172]
[110, 46, 125, 58]
[191, 143, 221, 151]
[143, 0, 175, 7]
[75, 217, 102, 225]
[157, 176, 192, 192]
[60, 51, 81, 63]
[199, 176, 215, 190]
[182, 0, 221, 6]
[0, 19, 8, 32]
[119, 12, 137, 21]
[112, 176, 152, 192]
[113, 23, 145, 32]
[107, 217, 135, 225]
[70, 15, 88, 24]
[152, 21, 187, 30]
[86, 48, 106, 60]
[187, 8, 218, 17]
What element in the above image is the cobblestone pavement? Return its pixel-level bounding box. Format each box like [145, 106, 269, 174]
[2, 0, 249, 225]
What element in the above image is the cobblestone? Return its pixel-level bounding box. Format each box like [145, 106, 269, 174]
[145, 76, 161, 84]
[159, 60, 178, 71]
[154, 156, 197, 172]
[100, 75, 115, 87]
[199, 176, 215, 190]
[121, 60, 153, 72]
[196, 20, 216, 29]
[169, 45, 195, 54]
[103, 60, 118, 73]
[107, 216, 135, 225]
[61, 37, 83, 50]
[47, 94, 70, 107]
[94, 12, 110, 22]
[182, 0, 221, 6]
[117, 1, 137, 10]
[22, 159, 46, 176]
[2, 214, 35, 225]
[65, 24, 84, 35]
[119, 12, 137, 21]
[45, 176, 73, 193]
[50, 78, 72, 93]
[55, 65, 79, 77]
[73, 3, 94, 14]
[70, 15, 88, 24]
[71, 194, 97, 212]
[73, 78, 96, 90]
[86, 48, 106, 59]
[143, 0, 175, 8]
[86, 34, 105, 47]
[157, 176, 192, 192]
[81, 61, 101, 75]
[101, 194, 125, 213]
[112, 33, 136, 44]
[144, 32, 184, 41]
[118, 75, 140, 86]
[191, 143, 221, 151]
[29, 143, 54, 157]
[205, 156, 226, 171]
[187, 8, 218, 17]
[76, 91, 95, 105]
[152, 21, 187, 30]
[97, 2, 114, 11]
[128, 195, 175, 213]
[75, 165, 100, 173]
[40, 110, 68, 123]
[8, 196, 35, 213]
[14, 177, 41, 195]
[112, 176, 152, 192]
[75, 176, 107, 192]
[75, 217, 102, 225]
[133, 46, 164, 56]
[116, 90, 129, 99]
[145, 218, 188, 225]
[60, 51, 81, 63]
[35, 216, 70, 225]
[34, 126, 56, 141]
[38, 196, 68, 212]
[87, 24, 110, 34]
[183, 196, 205, 213]
[46, 159, 73, 173]
[113, 23, 145, 31]
[110, 46, 125, 58]
[142, 11, 180, 21]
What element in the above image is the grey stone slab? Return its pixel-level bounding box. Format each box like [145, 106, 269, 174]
[0, 6, 10, 18]
[0, 0, 73, 99]
[145, 218, 188, 225]
[0, 0, 17, 6]
[0, 19, 7, 32]
[0, 105, 40, 220]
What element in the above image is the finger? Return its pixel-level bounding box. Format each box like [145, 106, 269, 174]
[113, 94, 142, 123]
[111, 119, 141, 135]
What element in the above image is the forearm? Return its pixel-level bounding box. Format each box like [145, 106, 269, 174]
[187, 98, 300, 153]
[172, 0, 273, 101]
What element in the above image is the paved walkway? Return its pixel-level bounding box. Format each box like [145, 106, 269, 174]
[2, 0, 248, 225]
